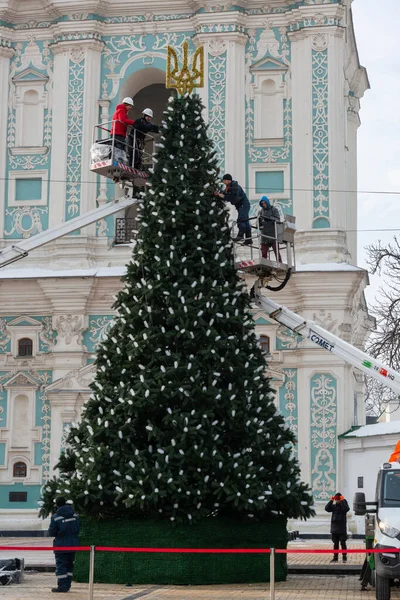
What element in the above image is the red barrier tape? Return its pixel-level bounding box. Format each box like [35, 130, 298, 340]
[0, 546, 90, 552]
[0, 545, 399, 555]
[95, 547, 271, 554]
[277, 548, 400, 554]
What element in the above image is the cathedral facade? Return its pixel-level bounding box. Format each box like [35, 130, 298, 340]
[0, 0, 370, 531]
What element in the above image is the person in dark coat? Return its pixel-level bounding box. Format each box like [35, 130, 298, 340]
[325, 492, 350, 562]
[48, 497, 80, 593]
[217, 174, 252, 244]
[127, 108, 160, 169]
[258, 196, 282, 261]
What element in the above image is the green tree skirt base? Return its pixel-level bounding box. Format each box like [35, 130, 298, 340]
[74, 516, 288, 585]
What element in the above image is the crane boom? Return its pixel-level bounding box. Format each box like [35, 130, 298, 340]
[0, 197, 139, 268]
[254, 290, 400, 395]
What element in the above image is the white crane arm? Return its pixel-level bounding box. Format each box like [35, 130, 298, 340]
[256, 292, 400, 395]
[0, 197, 138, 268]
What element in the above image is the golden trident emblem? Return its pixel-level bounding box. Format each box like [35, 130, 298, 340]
[166, 40, 204, 95]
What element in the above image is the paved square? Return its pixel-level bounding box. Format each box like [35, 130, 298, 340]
[4, 572, 400, 600]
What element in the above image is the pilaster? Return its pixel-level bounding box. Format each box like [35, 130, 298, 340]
[289, 30, 313, 232]
[80, 40, 104, 233]
[48, 45, 69, 229]
[225, 33, 247, 185]
[0, 45, 14, 242]
[327, 28, 347, 234]
[97, 99, 111, 205]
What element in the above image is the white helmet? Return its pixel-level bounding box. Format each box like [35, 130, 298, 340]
[142, 108, 153, 117]
[122, 97, 134, 106]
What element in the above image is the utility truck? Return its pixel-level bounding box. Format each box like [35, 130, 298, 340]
[354, 462, 400, 600]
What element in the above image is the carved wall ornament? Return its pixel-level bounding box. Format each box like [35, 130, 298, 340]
[311, 33, 329, 52]
[310, 373, 337, 500]
[279, 369, 298, 452]
[312, 310, 338, 334]
[55, 315, 84, 346]
[208, 40, 228, 58]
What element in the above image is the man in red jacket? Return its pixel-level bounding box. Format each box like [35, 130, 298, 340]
[111, 97, 134, 154]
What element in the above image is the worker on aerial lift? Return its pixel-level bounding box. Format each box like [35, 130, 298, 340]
[127, 108, 160, 170]
[110, 97, 135, 154]
[259, 196, 282, 261]
[216, 174, 252, 245]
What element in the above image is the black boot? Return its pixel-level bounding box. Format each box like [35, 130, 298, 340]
[51, 589, 68, 593]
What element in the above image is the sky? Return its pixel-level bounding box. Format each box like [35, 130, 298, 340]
[352, 0, 400, 305]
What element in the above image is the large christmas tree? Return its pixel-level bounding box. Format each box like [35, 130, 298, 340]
[40, 93, 314, 527]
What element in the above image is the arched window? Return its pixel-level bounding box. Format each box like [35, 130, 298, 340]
[259, 335, 271, 355]
[18, 338, 33, 357]
[13, 461, 27, 478]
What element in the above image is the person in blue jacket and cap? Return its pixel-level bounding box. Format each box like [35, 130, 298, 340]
[259, 196, 282, 261]
[48, 497, 80, 593]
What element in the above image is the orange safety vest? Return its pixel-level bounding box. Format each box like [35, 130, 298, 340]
[389, 440, 400, 463]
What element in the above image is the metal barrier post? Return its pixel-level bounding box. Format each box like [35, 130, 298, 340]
[269, 547, 275, 600]
[88, 545, 95, 600]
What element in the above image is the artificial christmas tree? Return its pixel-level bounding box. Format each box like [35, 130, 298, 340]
[40, 90, 314, 584]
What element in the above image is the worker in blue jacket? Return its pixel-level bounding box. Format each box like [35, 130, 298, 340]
[48, 497, 80, 593]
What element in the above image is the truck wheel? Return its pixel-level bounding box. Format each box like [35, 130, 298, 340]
[376, 573, 390, 600]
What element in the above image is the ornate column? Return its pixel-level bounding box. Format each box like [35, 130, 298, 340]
[0, 43, 14, 240]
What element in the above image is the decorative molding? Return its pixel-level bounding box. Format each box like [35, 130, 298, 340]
[310, 372, 337, 501]
[276, 325, 301, 350]
[39, 317, 57, 351]
[311, 38, 330, 226]
[4, 205, 48, 238]
[279, 369, 298, 455]
[4, 372, 38, 388]
[83, 315, 114, 352]
[9, 146, 48, 156]
[207, 42, 227, 171]
[46, 364, 95, 393]
[0, 319, 11, 352]
[6, 37, 53, 175]
[65, 47, 85, 220]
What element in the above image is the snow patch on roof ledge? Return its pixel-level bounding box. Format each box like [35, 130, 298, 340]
[296, 263, 364, 273]
[0, 267, 127, 279]
[0, 262, 365, 279]
[343, 421, 400, 438]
